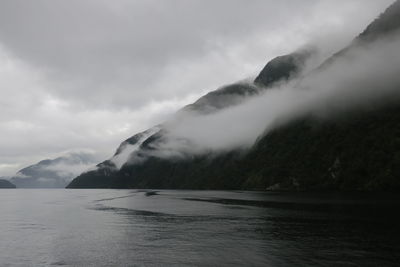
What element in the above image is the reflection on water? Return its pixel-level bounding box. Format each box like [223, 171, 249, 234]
[0, 189, 399, 266]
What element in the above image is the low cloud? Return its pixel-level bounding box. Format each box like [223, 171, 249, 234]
[148, 32, 400, 156]
[7, 150, 99, 188]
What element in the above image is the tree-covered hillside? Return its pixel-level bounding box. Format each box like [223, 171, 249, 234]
[67, 0, 400, 191]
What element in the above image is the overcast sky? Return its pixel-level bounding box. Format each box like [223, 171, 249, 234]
[0, 0, 394, 175]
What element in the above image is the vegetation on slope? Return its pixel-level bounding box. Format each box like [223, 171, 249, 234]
[67, 0, 400, 191]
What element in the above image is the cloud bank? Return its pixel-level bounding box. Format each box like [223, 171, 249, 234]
[152, 32, 400, 156]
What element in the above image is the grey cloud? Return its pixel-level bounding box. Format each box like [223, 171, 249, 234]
[0, 0, 392, 109]
[0, 0, 395, 174]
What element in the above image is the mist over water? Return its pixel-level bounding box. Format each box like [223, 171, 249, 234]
[0, 189, 399, 266]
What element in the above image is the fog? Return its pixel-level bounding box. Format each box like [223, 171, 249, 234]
[148, 32, 400, 157]
[6, 150, 98, 187]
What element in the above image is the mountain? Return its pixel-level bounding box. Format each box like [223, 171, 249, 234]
[68, 0, 400, 190]
[358, 0, 400, 41]
[8, 152, 97, 188]
[0, 179, 16, 188]
[254, 49, 314, 86]
[67, 49, 311, 189]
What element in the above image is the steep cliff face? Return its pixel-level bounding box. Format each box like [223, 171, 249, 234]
[68, 0, 400, 190]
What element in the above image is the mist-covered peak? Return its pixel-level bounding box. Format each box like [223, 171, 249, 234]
[182, 82, 259, 115]
[9, 151, 97, 188]
[254, 48, 315, 87]
[33, 152, 96, 167]
[182, 48, 315, 115]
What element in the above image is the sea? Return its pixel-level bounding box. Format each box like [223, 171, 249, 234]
[0, 189, 399, 266]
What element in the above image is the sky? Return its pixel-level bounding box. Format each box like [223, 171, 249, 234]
[0, 0, 394, 175]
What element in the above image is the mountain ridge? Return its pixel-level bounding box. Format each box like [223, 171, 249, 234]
[67, 0, 400, 190]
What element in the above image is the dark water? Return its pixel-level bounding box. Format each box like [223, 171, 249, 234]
[0, 190, 399, 266]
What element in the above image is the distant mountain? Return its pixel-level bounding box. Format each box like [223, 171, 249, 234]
[8, 152, 96, 188]
[0, 179, 16, 188]
[68, 0, 400, 190]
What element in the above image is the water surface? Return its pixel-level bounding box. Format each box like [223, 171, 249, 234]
[0, 189, 399, 266]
